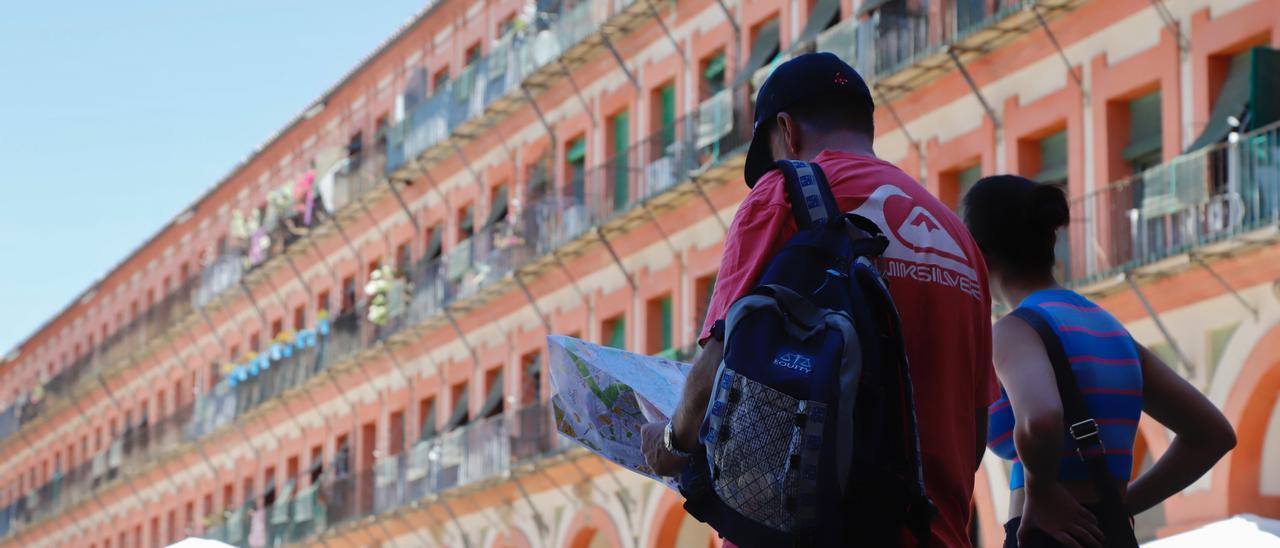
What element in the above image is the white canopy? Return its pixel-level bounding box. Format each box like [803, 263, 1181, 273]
[1143, 514, 1280, 547]
[166, 538, 237, 548]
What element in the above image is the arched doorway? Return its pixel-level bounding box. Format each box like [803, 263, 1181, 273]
[1224, 330, 1280, 517]
[648, 490, 716, 548]
[564, 505, 625, 548]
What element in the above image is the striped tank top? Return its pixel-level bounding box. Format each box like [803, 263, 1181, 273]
[987, 289, 1143, 489]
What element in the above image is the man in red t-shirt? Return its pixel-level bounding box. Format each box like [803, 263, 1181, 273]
[641, 53, 997, 546]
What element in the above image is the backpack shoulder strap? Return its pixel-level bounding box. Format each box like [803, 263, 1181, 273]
[1009, 307, 1133, 523]
[773, 160, 841, 229]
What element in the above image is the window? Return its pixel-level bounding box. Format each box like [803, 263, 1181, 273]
[485, 184, 510, 228]
[647, 294, 674, 355]
[249, 332, 260, 353]
[608, 111, 631, 211]
[270, 319, 283, 340]
[1125, 91, 1163, 174]
[603, 314, 626, 350]
[425, 223, 444, 262]
[465, 43, 482, 66]
[347, 131, 365, 165]
[478, 368, 504, 419]
[458, 202, 475, 241]
[521, 352, 542, 404]
[389, 410, 406, 456]
[317, 290, 331, 317]
[341, 277, 356, 314]
[432, 68, 450, 95]
[180, 262, 190, 281]
[444, 383, 470, 431]
[944, 164, 982, 214]
[395, 242, 411, 277]
[701, 51, 727, 99]
[652, 81, 677, 156]
[293, 305, 306, 331]
[419, 396, 437, 440]
[1035, 130, 1070, 279]
[736, 16, 781, 93]
[565, 136, 587, 204]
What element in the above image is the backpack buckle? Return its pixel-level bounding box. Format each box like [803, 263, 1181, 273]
[1070, 419, 1105, 459]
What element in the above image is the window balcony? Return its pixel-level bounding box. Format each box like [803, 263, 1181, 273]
[1066, 123, 1280, 293]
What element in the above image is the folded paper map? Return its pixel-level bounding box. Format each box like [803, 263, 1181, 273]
[547, 335, 692, 484]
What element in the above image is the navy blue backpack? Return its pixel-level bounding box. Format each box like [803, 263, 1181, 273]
[679, 160, 934, 547]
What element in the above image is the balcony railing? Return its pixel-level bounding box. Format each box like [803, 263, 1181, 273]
[1, 276, 201, 440]
[190, 401, 567, 545]
[386, 0, 599, 174]
[1066, 123, 1280, 289]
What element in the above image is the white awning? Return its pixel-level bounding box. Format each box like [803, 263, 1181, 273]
[1143, 514, 1280, 547]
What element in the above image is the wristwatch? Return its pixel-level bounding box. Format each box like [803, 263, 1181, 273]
[663, 421, 693, 458]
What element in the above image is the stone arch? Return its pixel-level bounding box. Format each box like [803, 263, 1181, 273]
[1221, 325, 1280, 517]
[561, 504, 625, 548]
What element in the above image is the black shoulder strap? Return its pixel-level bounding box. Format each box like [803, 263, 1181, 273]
[1010, 307, 1134, 527]
[774, 160, 841, 229]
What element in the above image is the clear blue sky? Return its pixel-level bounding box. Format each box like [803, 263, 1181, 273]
[0, 1, 426, 354]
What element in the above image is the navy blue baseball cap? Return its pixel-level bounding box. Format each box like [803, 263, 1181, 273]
[743, 52, 875, 188]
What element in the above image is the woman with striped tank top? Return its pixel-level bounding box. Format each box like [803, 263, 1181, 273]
[963, 176, 1236, 548]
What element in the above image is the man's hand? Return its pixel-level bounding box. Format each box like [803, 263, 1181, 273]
[641, 421, 688, 477]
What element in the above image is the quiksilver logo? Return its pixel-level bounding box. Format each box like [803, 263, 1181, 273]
[773, 352, 813, 374]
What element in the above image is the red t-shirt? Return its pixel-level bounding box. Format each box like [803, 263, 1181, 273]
[702, 150, 997, 547]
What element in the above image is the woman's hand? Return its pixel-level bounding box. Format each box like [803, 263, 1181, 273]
[1019, 482, 1104, 548]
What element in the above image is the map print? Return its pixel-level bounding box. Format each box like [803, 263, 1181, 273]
[547, 335, 692, 485]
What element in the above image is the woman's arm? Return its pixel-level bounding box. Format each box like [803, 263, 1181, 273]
[994, 316, 1065, 491]
[1125, 343, 1236, 515]
[994, 316, 1102, 547]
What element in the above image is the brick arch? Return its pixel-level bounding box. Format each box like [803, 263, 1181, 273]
[563, 504, 625, 548]
[1221, 325, 1280, 517]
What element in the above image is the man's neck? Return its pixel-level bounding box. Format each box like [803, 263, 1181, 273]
[802, 132, 876, 161]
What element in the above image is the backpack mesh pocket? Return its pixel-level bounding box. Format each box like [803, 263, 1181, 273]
[707, 371, 806, 532]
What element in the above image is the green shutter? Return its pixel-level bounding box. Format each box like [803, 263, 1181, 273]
[1124, 92, 1163, 162]
[567, 138, 586, 203]
[660, 296, 673, 351]
[1036, 130, 1068, 184]
[660, 83, 676, 150]
[566, 138, 586, 163]
[608, 317, 626, 349]
[1187, 51, 1251, 152]
[704, 53, 726, 95]
[613, 111, 630, 211]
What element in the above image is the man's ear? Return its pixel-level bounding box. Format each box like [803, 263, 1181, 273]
[775, 112, 800, 157]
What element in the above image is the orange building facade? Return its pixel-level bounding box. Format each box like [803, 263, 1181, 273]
[1, 0, 1279, 547]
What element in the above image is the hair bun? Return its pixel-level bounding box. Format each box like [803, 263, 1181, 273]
[1027, 183, 1069, 231]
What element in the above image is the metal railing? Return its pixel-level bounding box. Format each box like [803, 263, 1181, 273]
[386, 0, 600, 174]
[192, 401, 566, 545]
[1065, 123, 1280, 287]
[2, 276, 201, 439]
